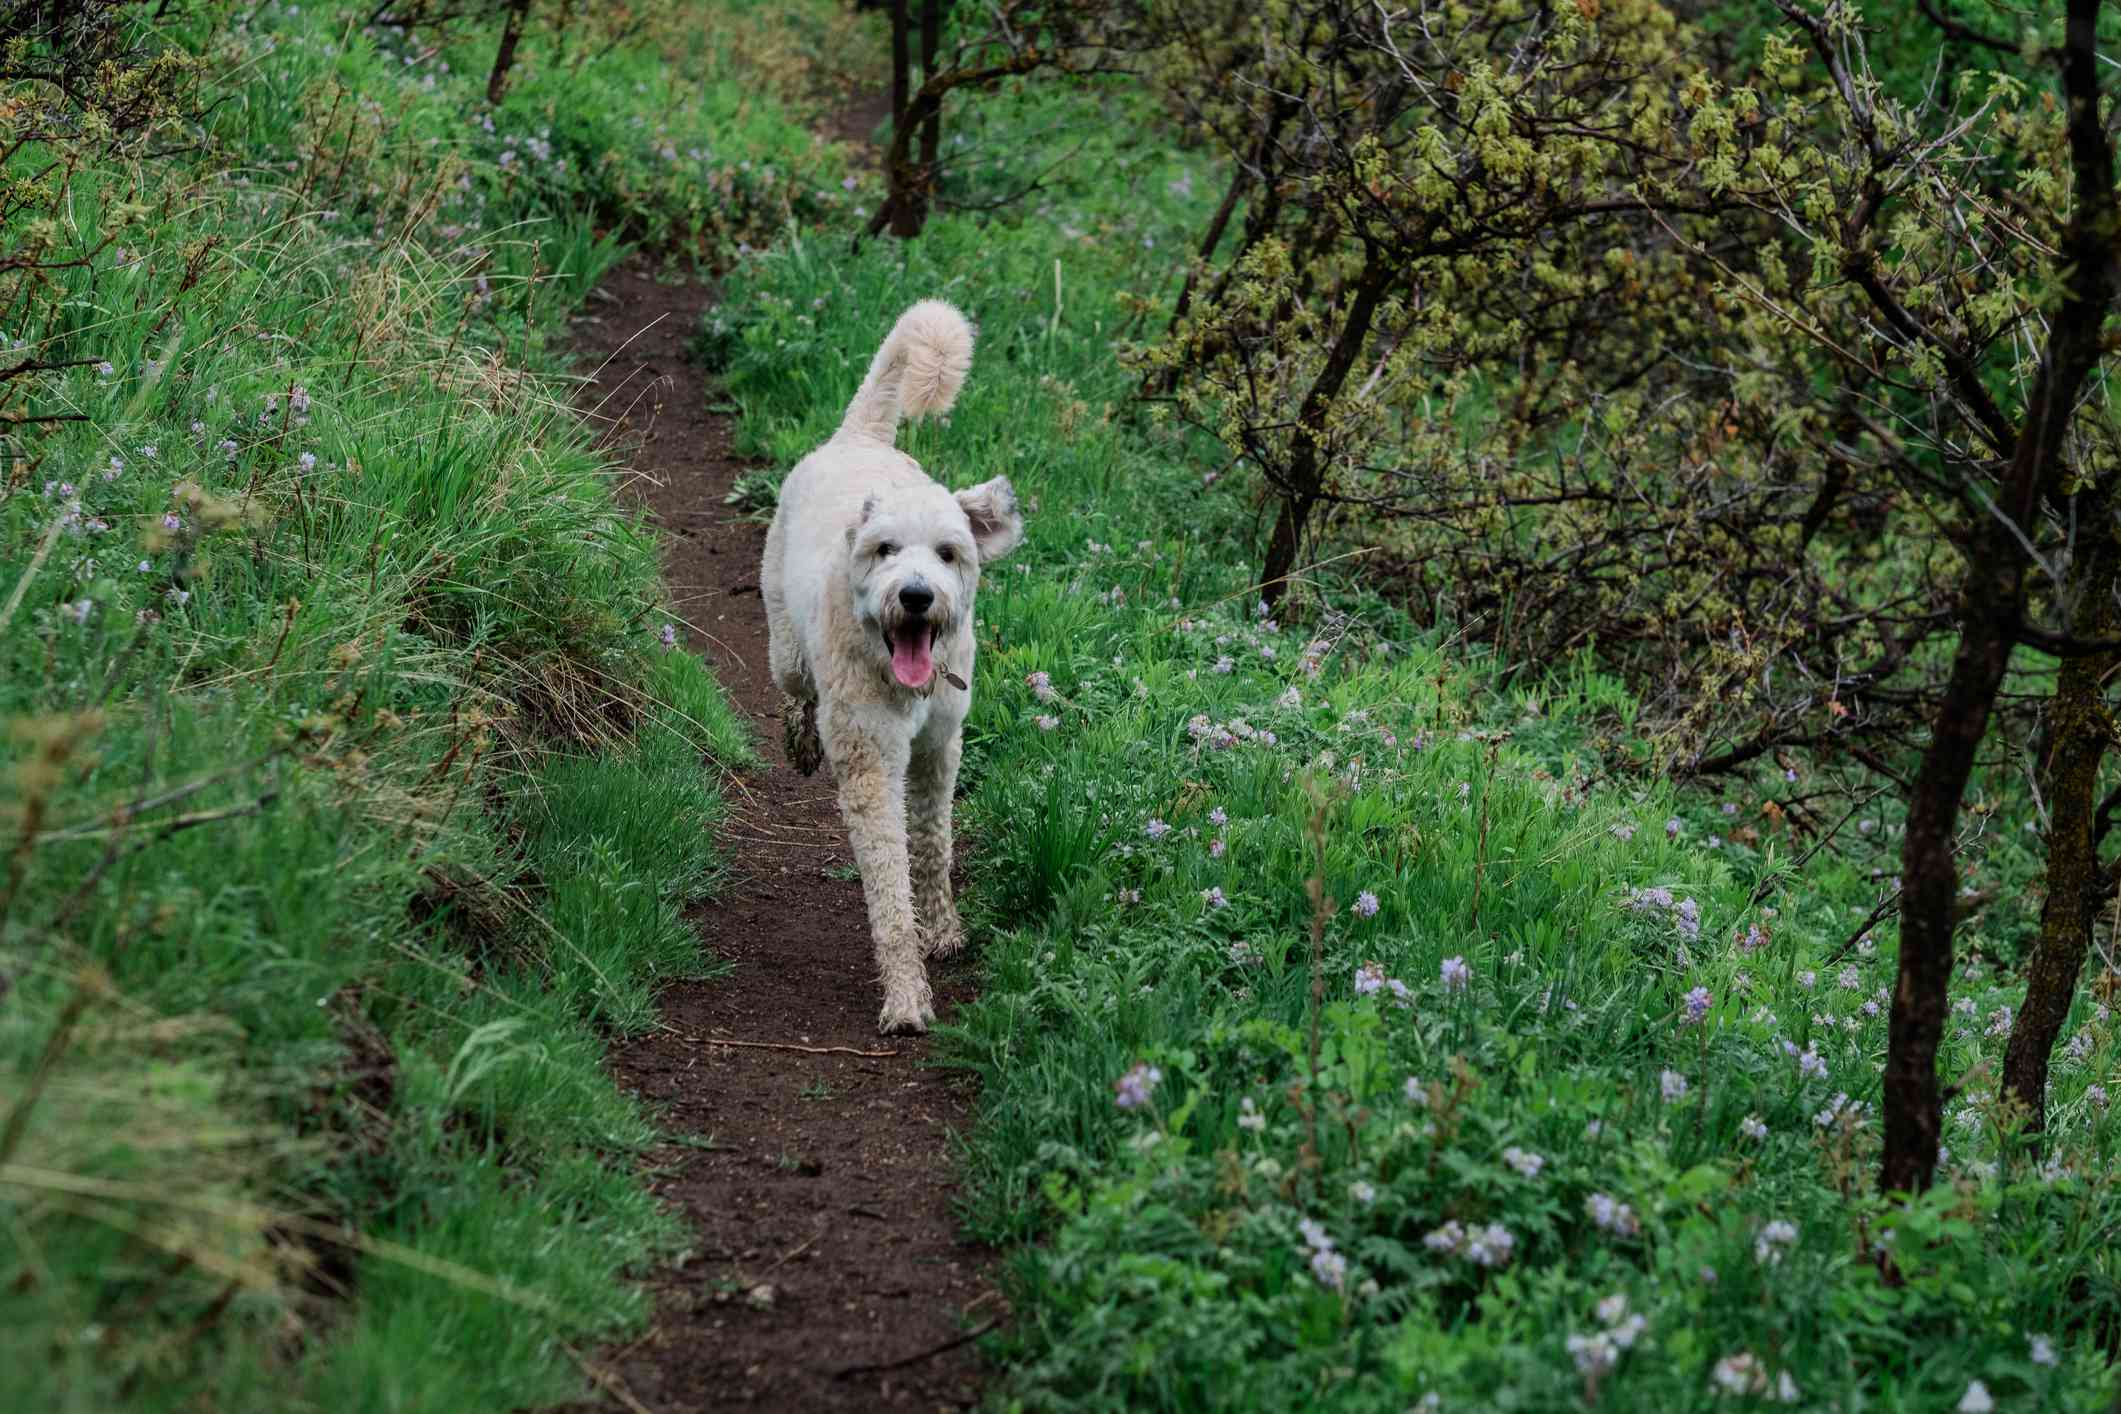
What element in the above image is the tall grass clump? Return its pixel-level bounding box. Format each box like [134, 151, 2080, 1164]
[0, 1, 836, 1407]
[713, 73, 2121, 1413]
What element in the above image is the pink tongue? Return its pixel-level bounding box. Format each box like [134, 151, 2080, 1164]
[891, 631, 934, 688]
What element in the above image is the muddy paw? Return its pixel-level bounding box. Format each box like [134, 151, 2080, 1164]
[876, 1002, 933, 1036]
[924, 920, 966, 960]
[782, 695, 823, 776]
[877, 986, 936, 1035]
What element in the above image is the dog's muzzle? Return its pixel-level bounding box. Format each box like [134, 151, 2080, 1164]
[882, 579, 941, 689]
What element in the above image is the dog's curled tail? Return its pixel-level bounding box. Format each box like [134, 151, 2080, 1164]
[834, 299, 974, 446]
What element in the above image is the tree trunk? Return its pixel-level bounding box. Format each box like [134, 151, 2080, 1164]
[1260, 251, 1394, 607]
[917, 0, 944, 178]
[866, 47, 1055, 242]
[486, 0, 532, 106]
[883, 0, 921, 236]
[2003, 500, 2121, 1134]
[1883, 551, 2027, 1193]
[1879, 0, 2117, 1195]
[890, 0, 910, 127]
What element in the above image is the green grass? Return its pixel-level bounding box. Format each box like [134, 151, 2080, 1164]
[0, 1, 836, 1409]
[17, 2, 2114, 1407]
[711, 77, 2121, 1413]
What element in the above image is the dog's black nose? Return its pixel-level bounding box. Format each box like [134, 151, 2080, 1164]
[899, 583, 934, 615]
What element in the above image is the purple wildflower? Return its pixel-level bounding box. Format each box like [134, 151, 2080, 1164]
[1754, 1219, 1799, 1266]
[1464, 1223, 1515, 1267]
[1682, 986, 1712, 1026]
[1309, 1248, 1347, 1289]
[1113, 1062, 1162, 1110]
[1585, 1193, 1640, 1236]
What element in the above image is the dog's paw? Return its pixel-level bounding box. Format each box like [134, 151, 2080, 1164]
[877, 973, 936, 1034]
[876, 997, 935, 1035]
[782, 696, 823, 776]
[923, 918, 966, 960]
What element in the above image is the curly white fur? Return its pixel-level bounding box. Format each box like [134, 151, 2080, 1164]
[760, 299, 1023, 1033]
[834, 298, 974, 445]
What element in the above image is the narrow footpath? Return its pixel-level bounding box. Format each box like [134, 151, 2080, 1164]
[562, 258, 998, 1411]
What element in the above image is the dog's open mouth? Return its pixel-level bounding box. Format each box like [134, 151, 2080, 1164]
[886, 623, 937, 689]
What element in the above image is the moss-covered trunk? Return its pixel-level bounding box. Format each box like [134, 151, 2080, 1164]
[2004, 501, 2120, 1134]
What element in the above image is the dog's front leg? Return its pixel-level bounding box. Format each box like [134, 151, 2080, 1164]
[827, 715, 932, 1033]
[908, 729, 964, 959]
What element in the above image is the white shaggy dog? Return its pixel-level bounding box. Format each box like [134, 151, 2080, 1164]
[760, 300, 1024, 1033]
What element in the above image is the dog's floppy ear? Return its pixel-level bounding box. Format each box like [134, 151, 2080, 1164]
[955, 477, 1024, 562]
[845, 494, 880, 547]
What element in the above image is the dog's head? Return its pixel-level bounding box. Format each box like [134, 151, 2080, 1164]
[846, 476, 1023, 690]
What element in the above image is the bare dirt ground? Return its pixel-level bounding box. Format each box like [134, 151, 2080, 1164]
[559, 258, 1000, 1411]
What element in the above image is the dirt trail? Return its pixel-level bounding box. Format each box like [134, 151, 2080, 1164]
[562, 262, 998, 1410]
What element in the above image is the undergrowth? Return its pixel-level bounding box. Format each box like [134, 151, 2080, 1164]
[712, 76, 2121, 1413]
[0, 0, 848, 1408]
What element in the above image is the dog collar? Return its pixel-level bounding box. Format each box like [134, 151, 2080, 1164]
[914, 658, 969, 696]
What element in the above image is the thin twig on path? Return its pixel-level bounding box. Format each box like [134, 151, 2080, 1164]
[719, 834, 845, 850]
[728, 814, 842, 835]
[561, 1344, 656, 1414]
[676, 1033, 901, 1058]
[831, 1316, 1007, 1380]
[762, 1230, 819, 1275]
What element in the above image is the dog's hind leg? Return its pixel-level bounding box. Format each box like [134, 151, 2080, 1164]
[781, 693, 823, 776]
[765, 611, 822, 775]
[825, 709, 933, 1033]
[908, 728, 964, 959]
[761, 514, 823, 773]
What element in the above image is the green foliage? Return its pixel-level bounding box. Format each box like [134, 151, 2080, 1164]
[1133, 0, 2121, 800]
[714, 69, 2121, 1412]
[0, 1, 831, 1408]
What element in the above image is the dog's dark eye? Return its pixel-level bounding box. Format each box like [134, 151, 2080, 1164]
[937, 546, 956, 564]
[876, 542, 897, 558]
